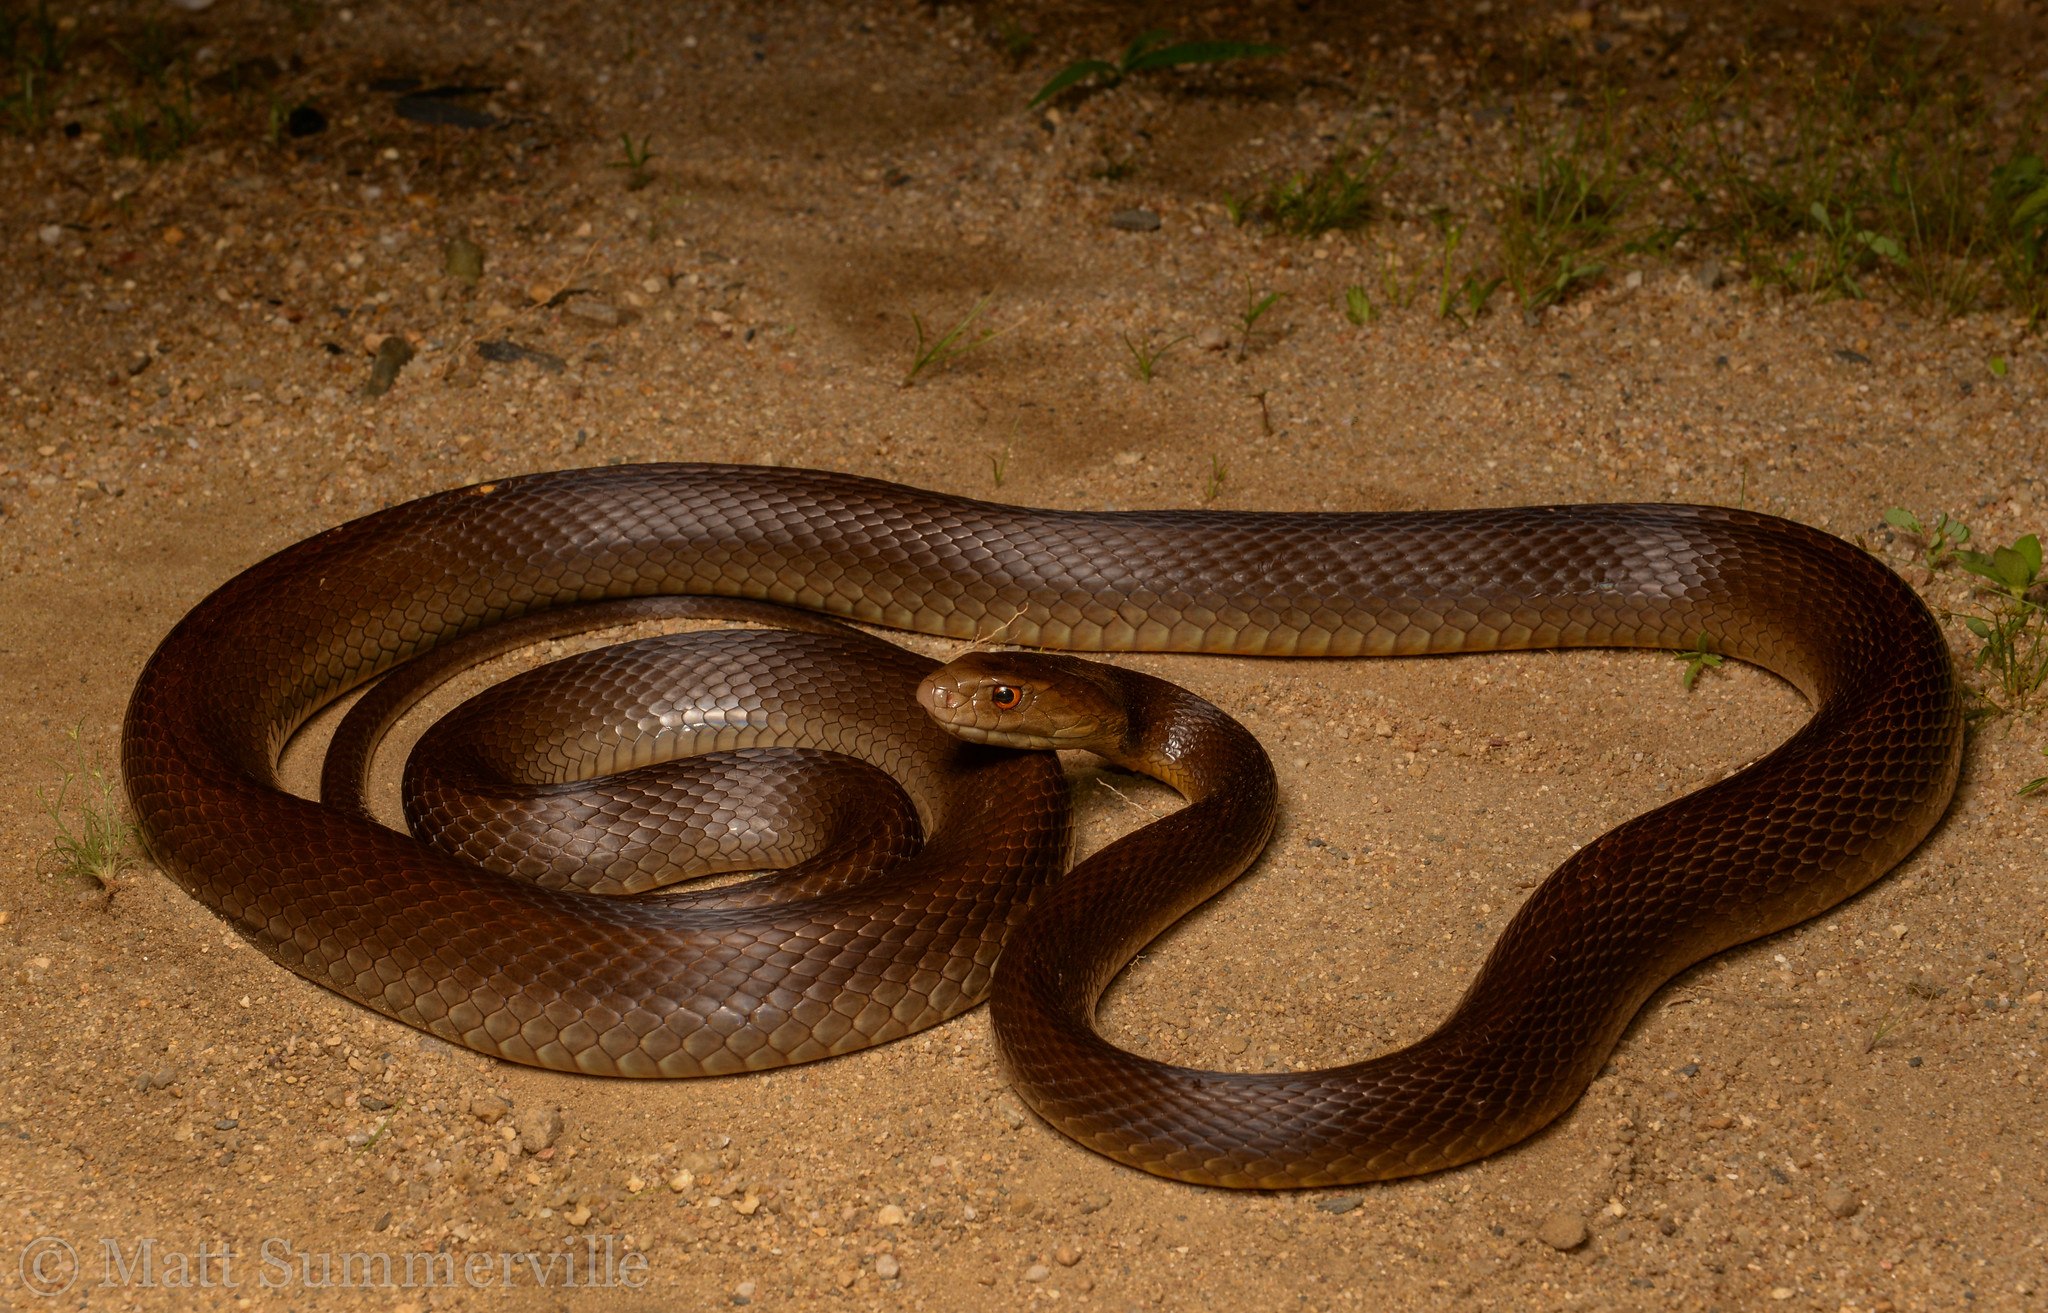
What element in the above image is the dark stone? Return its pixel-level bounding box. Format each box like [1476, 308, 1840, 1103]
[285, 105, 327, 137]
[1109, 208, 1162, 232]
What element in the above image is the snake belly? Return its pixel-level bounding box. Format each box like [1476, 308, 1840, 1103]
[122, 463, 1962, 1180]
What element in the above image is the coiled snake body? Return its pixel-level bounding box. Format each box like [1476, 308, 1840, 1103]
[123, 463, 1962, 1187]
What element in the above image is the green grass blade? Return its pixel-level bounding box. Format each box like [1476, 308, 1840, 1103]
[1028, 59, 1119, 108]
[1123, 40, 1285, 72]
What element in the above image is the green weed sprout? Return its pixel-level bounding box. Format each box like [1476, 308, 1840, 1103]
[1123, 331, 1190, 381]
[905, 295, 1001, 386]
[1954, 533, 2046, 714]
[1677, 635, 1725, 689]
[1030, 30, 1282, 108]
[1883, 507, 1971, 570]
[611, 133, 657, 190]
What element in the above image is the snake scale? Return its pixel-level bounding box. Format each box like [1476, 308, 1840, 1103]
[122, 462, 1962, 1187]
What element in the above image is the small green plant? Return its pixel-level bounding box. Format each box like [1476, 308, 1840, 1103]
[1500, 123, 1631, 321]
[1342, 283, 1376, 326]
[1883, 506, 1972, 570]
[990, 445, 1011, 487]
[2020, 746, 2046, 798]
[104, 91, 199, 161]
[1988, 151, 2048, 327]
[991, 17, 1037, 64]
[1676, 634, 1725, 690]
[1989, 355, 2010, 378]
[1429, 216, 1502, 326]
[1780, 200, 1905, 301]
[610, 133, 657, 190]
[1, 67, 49, 135]
[1233, 281, 1284, 361]
[112, 18, 180, 87]
[1258, 146, 1388, 237]
[39, 726, 137, 892]
[4, 3, 73, 77]
[1954, 533, 2046, 714]
[904, 295, 1000, 386]
[1203, 454, 1227, 502]
[1123, 330, 1189, 381]
[1029, 29, 1283, 109]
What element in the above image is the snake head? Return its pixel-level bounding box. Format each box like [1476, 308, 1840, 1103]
[919, 652, 1130, 753]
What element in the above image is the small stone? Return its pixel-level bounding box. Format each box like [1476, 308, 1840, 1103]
[1054, 1245, 1081, 1266]
[1536, 1212, 1588, 1251]
[445, 236, 485, 285]
[563, 1203, 591, 1227]
[1835, 347, 1872, 365]
[1314, 1195, 1362, 1215]
[733, 1194, 760, 1216]
[515, 1104, 564, 1153]
[1822, 1186, 1860, 1219]
[626, 1176, 646, 1194]
[1770, 1287, 1794, 1300]
[361, 335, 414, 398]
[1195, 326, 1229, 351]
[876, 1204, 906, 1227]
[37, 223, 62, 246]
[358, 1095, 393, 1112]
[875, 1255, 900, 1280]
[150, 1066, 179, 1089]
[566, 297, 622, 326]
[1024, 1264, 1052, 1282]
[996, 1101, 1026, 1130]
[668, 1169, 695, 1193]
[1694, 260, 1725, 290]
[468, 1093, 509, 1123]
[1889, 923, 1908, 939]
[1109, 208, 1162, 232]
[733, 1279, 756, 1304]
[640, 275, 666, 295]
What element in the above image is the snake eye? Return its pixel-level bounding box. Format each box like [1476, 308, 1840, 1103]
[989, 684, 1023, 711]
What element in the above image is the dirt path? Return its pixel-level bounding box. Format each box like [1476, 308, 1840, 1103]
[2, 2, 2045, 1308]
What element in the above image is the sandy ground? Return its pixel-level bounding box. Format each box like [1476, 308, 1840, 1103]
[2, 1, 2046, 1309]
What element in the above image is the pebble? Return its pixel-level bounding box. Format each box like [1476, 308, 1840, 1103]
[468, 1093, 509, 1123]
[1109, 208, 1161, 231]
[1024, 1264, 1052, 1282]
[875, 1255, 900, 1279]
[1536, 1212, 1588, 1251]
[361, 336, 414, 398]
[564, 1203, 591, 1227]
[444, 236, 485, 285]
[359, 1095, 393, 1112]
[37, 224, 63, 246]
[875, 1204, 907, 1227]
[566, 297, 622, 326]
[1694, 260, 1726, 290]
[1054, 1245, 1081, 1266]
[515, 1104, 564, 1153]
[733, 1279, 756, 1303]
[1313, 1195, 1362, 1215]
[668, 1169, 696, 1193]
[1822, 1186, 1861, 1219]
[476, 339, 567, 373]
[1195, 326, 1230, 351]
[996, 1100, 1026, 1130]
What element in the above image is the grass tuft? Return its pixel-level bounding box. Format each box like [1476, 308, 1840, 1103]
[904, 296, 1001, 386]
[40, 727, 138, 895]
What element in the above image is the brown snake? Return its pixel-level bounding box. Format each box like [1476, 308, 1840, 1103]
[122, 462, 1963, 1187]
